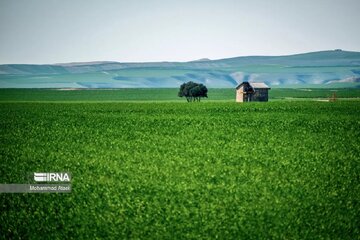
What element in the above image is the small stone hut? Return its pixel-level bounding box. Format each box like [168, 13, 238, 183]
[235, 82, 271, 102]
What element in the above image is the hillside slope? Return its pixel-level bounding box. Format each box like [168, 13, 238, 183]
[0, 50, 359, 88]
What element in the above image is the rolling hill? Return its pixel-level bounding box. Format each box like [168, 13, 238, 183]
[0, 50, 359, 88]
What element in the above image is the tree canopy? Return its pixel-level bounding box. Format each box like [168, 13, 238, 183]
[178, 81, 208, 102]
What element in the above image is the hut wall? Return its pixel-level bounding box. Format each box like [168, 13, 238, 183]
[252, 88, 269, 101]
[236, 86, 244, 102]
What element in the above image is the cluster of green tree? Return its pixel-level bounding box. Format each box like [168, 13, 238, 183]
[178, 81, 208, 102]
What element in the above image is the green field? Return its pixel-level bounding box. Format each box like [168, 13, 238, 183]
[0, 88, 360, 102]
[0, 89, 359, 239]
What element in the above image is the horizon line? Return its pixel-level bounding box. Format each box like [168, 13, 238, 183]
[0, 49, 358, 65]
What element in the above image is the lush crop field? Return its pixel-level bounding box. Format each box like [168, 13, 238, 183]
[0, 88, 360, 102]
[0, 100, 359, 239]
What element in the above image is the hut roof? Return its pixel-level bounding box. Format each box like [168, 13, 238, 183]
[236, 82, 270, 89]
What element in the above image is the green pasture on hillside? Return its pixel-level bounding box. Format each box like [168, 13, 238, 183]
[0, 99, 359, 239]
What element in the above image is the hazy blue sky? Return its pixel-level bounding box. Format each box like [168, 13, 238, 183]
[0, 0, 359, 64]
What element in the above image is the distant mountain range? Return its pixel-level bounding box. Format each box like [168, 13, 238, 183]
[1, 50, 360, 88]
